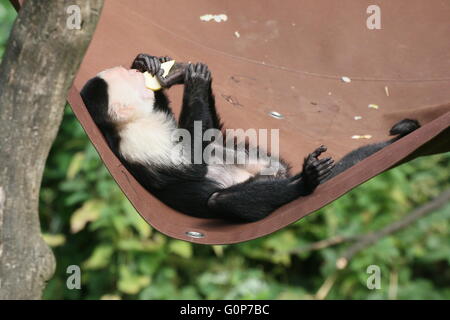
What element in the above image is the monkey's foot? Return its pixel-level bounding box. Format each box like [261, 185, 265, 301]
[302, 145, 334, 191]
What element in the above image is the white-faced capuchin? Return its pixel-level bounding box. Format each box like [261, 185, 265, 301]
[80, 53, 420, 222]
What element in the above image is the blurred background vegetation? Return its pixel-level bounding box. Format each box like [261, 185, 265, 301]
[1, 0, 449, 300]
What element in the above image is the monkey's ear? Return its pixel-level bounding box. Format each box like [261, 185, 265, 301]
[111, 103, 136, 122]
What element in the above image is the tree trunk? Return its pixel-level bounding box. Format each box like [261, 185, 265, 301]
[0, 0, 103, 299]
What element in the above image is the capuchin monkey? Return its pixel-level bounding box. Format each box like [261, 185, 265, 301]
[80, 53, 420, 222]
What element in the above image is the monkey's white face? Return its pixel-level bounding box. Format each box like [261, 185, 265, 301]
[98, 66, 155, 123]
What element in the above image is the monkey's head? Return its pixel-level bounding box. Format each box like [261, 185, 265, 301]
[81, 66, 155, 126]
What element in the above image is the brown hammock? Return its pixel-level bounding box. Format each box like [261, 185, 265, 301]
[12, 0, 450, 244]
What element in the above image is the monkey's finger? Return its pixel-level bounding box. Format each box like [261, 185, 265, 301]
[132, 61, 143, 72]
[146, 56, 154, 75]
[152, 58, 161, 76]
[315, 159, 334, 171]
[316, 145, 327, 155]
[184, 65, 190, 81]
[186, 64, 195, 81]
[198, 63, 206, 74]
[194, 63, 200, 73]
[305, 152, 319, 164]
[143, 55, 152, 72]
[201, 63, 208, 74]
[320, 163, 334, 172]
[320, 164, 334, 176]
[159, 56, 171, 62]
[205, 67, 211, 80]
[155, 59, 161, 74]
[318, 170, 333, 182]
[319, 157, 332, 163]
[199, 64, 209, 78]
[316, 158, 333, 167]
[318, 163, 335, 176]
[311, 145, 327, 158]
[148, 59, 155, 75]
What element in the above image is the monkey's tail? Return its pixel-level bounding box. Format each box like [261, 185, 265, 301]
[389, 118, 421, 140]
[321, 118, 421, 183]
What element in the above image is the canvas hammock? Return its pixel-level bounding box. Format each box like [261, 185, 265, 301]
[12, 0, 450, 244]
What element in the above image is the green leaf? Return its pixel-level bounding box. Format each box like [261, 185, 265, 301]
[70, 199, 105, 233]
[169, 240, 192, 259]
[123, 200, 152, 238]
[66, 152, 85, 179]
[42, 233, 66, 247]
[212, 245, 224, 257]
[118, 266, 151, 295]
[83, 245, 114, 270]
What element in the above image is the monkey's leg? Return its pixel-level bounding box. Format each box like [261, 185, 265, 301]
[178, 63, 222, 137]
[208, 146, 334, 221]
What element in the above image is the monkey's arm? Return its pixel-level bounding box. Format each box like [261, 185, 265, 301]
[178, 63, 222, 137]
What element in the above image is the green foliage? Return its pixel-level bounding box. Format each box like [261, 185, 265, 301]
[0, 0, 16, 59]
[37, 106, 450, 301]
[1, 0, 449, 300]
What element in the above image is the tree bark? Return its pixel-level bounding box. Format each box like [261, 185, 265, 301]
[0, 0, 103, 299]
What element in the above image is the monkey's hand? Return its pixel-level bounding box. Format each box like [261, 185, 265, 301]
[132, 53, 186, 88]
[156, 62, 187, 89]
[301, 145, 334, 193]
[184, 63, 211, 88]
[131, 53, 165, 76]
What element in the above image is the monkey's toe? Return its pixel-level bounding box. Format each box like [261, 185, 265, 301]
[317, 158, 335, 181]
[312, 145, 327, 157]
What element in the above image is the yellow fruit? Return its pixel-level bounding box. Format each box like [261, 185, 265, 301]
[143, 60, 176, 91]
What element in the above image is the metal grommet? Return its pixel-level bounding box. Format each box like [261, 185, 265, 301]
[185, 231, 205, 239]
[269, 111, 284, 119]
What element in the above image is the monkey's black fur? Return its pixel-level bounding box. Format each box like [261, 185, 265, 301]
[80, 54, 420, 222]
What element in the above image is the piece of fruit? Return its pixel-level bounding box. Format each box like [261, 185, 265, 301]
[143, 60, 176, 91]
